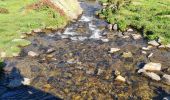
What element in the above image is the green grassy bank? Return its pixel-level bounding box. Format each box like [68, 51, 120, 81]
[0, 0, 67, 58]
[98, 0, 170, 44]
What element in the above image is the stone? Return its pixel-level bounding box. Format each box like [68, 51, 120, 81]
[122, 52, 133, 58]
[97, 69, 105, 75]
[102, 3, 108, 6]
[127, 28, 133, 32]
[115, 75, 126, 82]
[148, 40, 159, 46]
[107, 24, 112, 30]
[109, 48, 120, 53]
[113, 24, 118, 31]
[28, 51, 38, 57]
[142, 46, 153, 51]
[131, 34, 142, 40]
[148, 53, 153, 58]
[22, 78, 31, 85]
[162, 74, 170, 85]
[144, 72, 161, 81]
[143, 62, 161, 71]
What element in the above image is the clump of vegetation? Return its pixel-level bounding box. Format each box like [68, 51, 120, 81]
[0, 0, 68, 58]
[99, 0, 170, 44]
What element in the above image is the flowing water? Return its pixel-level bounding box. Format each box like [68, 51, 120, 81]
[0, 0, 170, 99]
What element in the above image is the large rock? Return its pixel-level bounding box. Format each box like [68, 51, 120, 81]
[42, 0, 83, 20]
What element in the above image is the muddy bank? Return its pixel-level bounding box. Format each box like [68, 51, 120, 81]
[0, 0, 170, 99]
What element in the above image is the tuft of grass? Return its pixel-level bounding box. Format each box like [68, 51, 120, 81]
[99, 0, 170, 44]
[0, 0, 68, 58]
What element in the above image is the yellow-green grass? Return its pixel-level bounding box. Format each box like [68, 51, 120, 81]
[99, 0, 170, 44]
[0, 0, 67, 58]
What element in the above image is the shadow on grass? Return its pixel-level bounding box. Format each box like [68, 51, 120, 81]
[0, 61, 62, 100]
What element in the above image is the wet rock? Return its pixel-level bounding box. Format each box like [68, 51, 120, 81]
[142, 46, 153, 51]
[122, 52, 133, 58]
[7, 79, 22, 88]
[113, 24, 118, 31]
[115, 75, 126, 82]
[0, 86, 7, 95]
[22, 78, 31, 86]
[131, 34, 142, 40]
[28, 51, 39, 57]
[148, 53, 153, 58]
[107, 24, 112, 30]
[143, 62, 161, 71]
[162, 74, 170, 85]
[148, 40, 159, 46]
[108, 48, 120, 53]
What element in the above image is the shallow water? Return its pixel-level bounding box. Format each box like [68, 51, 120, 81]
[1, 0, 170, 99]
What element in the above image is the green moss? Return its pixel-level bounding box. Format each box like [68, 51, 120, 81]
[99, 0, 170, 44]
[0, 0, 68, 58]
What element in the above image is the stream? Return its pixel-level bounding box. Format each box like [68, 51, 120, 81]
[0, 0, 170, 99]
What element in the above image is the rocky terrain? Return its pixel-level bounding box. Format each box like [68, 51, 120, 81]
[0, 0, 170, 99]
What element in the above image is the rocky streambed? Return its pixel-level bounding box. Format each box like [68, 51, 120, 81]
[0, 0, 170, 100]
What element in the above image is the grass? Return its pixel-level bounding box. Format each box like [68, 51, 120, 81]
[0, 0, 68, 58]
[98, 0, 170, 44]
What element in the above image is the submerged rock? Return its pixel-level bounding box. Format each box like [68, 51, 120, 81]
[7, 79, 22, 88]
[108, 48, 120, 53]
[143, 62, 161, 71]
[148, 40, 159, 46]
[162, 74, 170, 85]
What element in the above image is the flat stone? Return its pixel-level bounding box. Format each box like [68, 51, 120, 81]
[101, 38, 109, 42]
[122, 52, 133, 58]
[142, 46, 153, 51]
[143, 62, 161, 71]
[113, 24, 118, 31]
[115, 75, 126, 82]
[142, 51, 147, 54]
[46, 48, 55, 54]
[33, 29, 41, 33]
[162, 74, 170, 85]
[159, 45, 166, 49]
[28, 51, 38, 57]
[148, 40, 159, 46]
[109, 48, 120, 53]
[131, 34, 142, 40]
